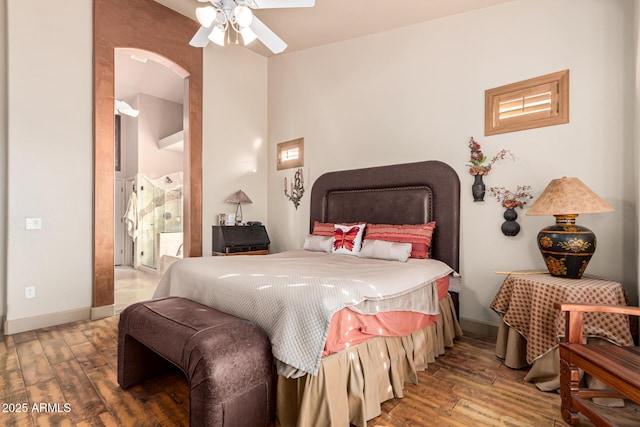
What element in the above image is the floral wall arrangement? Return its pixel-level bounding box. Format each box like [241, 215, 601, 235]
[467, 137, 515, 177]
[489, 185, 534, 210]
[465, 136, 534, 237]
[488, 185, 534, 236]
[466, 137, 514, 201]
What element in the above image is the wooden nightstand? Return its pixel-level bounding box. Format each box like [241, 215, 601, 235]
[212, 225, 270, 256]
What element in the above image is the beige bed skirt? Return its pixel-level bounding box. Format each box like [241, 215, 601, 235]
[276, 294, 463, 427]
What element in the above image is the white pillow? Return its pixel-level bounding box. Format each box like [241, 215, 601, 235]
[303, 234, 333, 253]
[359, 239, 412, 262]
[331, 223, 366, 256]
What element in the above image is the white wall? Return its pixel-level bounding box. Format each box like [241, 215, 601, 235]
[267, 0, 637, 327]
[5, 0, 93, 331]
[635, 0, 640, 301]
[2, 1, 268, 332]
[201, 44, 268, 256]
[137, 93, 183, 178]
[1, 0, 7, 323]
[0, 0, 636, 333]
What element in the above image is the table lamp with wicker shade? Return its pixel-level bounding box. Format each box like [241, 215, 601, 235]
[526, 177, 614, 279]
[225, 190, 252, 225]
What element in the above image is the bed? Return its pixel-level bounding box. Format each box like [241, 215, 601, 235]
[153, 160, 462, 426]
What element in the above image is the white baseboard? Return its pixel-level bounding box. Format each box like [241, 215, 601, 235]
[91, 304, 115, 320]
[4, 307, 92, 335]
[459, 317, 499, 339]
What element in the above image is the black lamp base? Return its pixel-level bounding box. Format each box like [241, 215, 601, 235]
[536, 215, 596, 279]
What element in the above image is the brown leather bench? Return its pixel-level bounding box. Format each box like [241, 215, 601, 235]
[118, 296, 275, 427]
[558, 303, 640, 426]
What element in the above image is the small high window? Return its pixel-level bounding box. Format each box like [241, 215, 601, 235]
[277, 138, 304, 170]
[485, 70, 569, 136]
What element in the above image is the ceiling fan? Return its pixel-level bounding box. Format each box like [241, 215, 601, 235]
[189, 0, 315, 54]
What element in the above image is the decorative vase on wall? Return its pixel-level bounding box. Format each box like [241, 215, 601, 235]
[472, 174, 486, 202]
[501, 208, 520, 236]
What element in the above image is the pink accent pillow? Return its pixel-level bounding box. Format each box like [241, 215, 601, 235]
[313, 221, 359, 237]
[364, 222, 436, 259]
[312, 221, 335, 236]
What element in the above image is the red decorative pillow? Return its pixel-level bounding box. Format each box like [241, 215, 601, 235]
[312, 221, 335, 236]
[364, 222, 436, 259]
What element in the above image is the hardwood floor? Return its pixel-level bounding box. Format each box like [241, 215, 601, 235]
[1, 316, 639, 426]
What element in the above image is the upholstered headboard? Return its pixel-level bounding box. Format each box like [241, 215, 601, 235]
[309, 160, 460, 272]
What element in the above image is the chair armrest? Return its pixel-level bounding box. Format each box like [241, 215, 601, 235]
[557, 303, 640, 317]
[555, 303, 640, 344]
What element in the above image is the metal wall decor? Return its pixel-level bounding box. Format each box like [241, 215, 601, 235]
[284, 168, 304, 209]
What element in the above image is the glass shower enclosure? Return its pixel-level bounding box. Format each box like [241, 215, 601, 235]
[137, 172, 183, 269]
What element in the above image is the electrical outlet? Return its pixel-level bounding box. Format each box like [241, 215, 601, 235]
[25, 286, 36, 299]
[25, 218, 42, 230]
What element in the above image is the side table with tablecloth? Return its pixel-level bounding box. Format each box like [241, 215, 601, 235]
[491, 273, 632, 391]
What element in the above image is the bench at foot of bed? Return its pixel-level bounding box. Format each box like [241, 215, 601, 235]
[117, 296, 276, 427]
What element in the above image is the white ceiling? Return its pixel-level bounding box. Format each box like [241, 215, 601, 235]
[154, 0, 515, 57]
[118, 0, 515, 103]
[115, 52, 185, 104]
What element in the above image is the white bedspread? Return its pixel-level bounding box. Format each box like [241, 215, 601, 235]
[152, 250, 453, 377]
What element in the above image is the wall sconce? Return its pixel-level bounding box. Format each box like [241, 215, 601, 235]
[284, 168, 304, 209]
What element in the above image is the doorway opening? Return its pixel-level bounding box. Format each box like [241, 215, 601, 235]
[93, 0, 202, 317]
[113, 49, 186, 312]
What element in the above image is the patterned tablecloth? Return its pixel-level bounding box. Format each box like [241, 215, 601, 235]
[491, 273, 633, 364]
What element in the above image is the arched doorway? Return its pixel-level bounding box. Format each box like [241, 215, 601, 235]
[93, 0, 202, 315]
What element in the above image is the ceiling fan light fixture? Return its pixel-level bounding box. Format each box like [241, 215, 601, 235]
[189, 25, 214, 47]
[240, 27, 257, 45]
[190, 0, 313, 54]
[208, 25, 226, 47]
[196, 6, 217, 27]
[233, 5, 253, 27]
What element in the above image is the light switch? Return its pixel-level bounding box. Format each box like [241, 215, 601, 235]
[25, 218, 42, 230]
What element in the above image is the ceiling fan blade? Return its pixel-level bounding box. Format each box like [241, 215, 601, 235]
[248, 16, 287, 53]
[249, 0, 314, 9]
[189, 26, 213, 48]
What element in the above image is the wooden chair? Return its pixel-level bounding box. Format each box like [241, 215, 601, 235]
[557, 303, 640, 426]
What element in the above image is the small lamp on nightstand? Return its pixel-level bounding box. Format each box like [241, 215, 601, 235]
[225, 190, 252, 225]
[526, 177, 614, 279]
